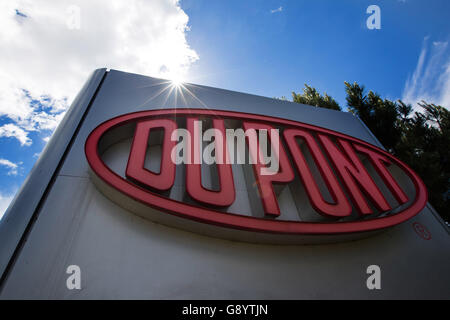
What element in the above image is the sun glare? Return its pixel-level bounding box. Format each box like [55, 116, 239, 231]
[169, 74, 185, 87]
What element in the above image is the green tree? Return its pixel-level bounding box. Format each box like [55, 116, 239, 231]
[344, 81, 449, 221]
[344, 81, 401, 153]
[290, 82, 449, 222]
[395, 108, 448, 220]
[397, 100, 413, 130]
[347, 84, 449, 222]
[292, 84, 341, 111]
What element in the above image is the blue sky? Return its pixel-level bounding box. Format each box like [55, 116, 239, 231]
[182, 0, 450, 105]
[0, 0, 449, 218]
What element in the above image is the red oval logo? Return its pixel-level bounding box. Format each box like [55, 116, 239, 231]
[85, 109, 427, 242]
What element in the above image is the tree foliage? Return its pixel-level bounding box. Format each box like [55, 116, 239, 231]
[344, 81, 401, 152]
[292, 84, 341, 111]
[291, 82, 450, 222]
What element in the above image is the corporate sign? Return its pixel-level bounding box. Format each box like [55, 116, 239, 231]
[85, 109, 427, 243]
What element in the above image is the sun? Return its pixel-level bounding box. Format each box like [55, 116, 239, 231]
[168, 73, 185, 87]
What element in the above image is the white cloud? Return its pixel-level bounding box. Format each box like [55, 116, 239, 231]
[0, 123, 32, 146]
[271, 6, 283, 14]
[0, 158, 20, 175]
[0, 0, 198, 145]
[402, 38, 450, 110]
[0, 192, 15, 220]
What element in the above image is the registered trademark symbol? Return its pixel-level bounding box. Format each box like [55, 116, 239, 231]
[412, 222, 431, 240]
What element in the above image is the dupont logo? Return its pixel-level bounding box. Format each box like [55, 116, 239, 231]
[85, 109, 427, 243]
